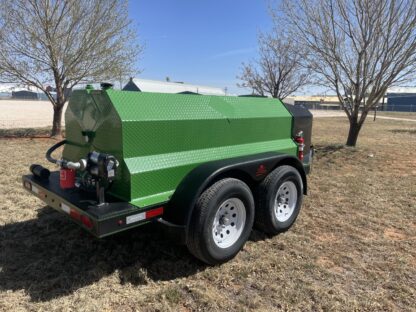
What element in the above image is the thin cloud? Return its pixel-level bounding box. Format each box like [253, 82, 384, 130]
[210, 47, 255, 59]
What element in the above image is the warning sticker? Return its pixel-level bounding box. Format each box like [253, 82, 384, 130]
[61, 203, 71, 214]
[126, 212, 146, 225]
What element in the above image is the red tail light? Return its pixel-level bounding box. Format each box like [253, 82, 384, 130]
[295, 131, 305, 161]
[69, 208, 81, 221]
[145, 206, 164, 219]
[68, 206, 93, 229]
[81, 215, 93, 229]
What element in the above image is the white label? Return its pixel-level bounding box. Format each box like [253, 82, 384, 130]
[61, 203, 71, 214]
[126, 212, 146, 225]
[32, 185, 39, 194]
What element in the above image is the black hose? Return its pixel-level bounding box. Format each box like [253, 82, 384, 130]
[30, 164, 50, 179]
[46, 139, 67, 164]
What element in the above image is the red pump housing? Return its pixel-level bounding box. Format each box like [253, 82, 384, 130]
[60, 168, 76, 189]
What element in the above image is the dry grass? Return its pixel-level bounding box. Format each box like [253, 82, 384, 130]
[0, 118, 415, 311]
[376, 111, 416, 120]
[0, 127, 55, 138]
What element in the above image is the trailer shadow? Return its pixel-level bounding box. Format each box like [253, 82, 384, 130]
[0, 206, 205, 302]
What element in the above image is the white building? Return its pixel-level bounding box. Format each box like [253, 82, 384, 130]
[387, 86, 416, 93]
[123, 78, 226, 96]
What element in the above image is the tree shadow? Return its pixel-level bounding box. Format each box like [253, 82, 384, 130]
[313, 144, 345, 158]
[0, 206, 205, 302]
[390, 129, 416, 135]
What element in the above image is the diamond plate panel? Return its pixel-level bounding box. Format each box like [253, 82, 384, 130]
[63, 90, 296, 209]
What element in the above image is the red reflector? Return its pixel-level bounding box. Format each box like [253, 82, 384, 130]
[81, 215, 93, 229]
[295, 131, 305, 162]
[295, 137, 304, 144]
[70, 209, 81, 221]
[145, 207, 164, 219]
[255, 164, 267, 177]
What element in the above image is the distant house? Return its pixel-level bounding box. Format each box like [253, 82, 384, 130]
[123, 78, 226, 96]
[386, 94, 416, 112]
[386, 87, 416, 112]
[0, 83, 56, 101]
[12, 90, 39, 100]
[285, 95, 342, 110]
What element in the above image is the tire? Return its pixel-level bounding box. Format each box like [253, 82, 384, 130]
[186, 178, 255, 265]
[255, 165, 303, 235]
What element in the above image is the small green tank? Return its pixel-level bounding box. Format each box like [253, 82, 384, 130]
[64, 89, 297, 208]
[23, 87, 313, 264]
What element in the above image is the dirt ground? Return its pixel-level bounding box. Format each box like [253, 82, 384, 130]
[0, 100, 67, 129]
[0, 117, 415, 311]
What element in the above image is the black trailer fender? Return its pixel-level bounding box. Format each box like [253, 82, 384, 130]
[165, 152, 307, 228]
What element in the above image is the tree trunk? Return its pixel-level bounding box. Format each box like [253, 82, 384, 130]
[51, 104, 64, 138]
[51, 79, 66, 139]
[346, 120, 362, 147]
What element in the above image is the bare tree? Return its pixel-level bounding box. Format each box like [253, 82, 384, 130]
[0, 0, 141, 138]
[238, 31, 310, 99]
[280, 0, 416, 146]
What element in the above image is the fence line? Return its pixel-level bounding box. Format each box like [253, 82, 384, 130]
[295, 103, 416, 112]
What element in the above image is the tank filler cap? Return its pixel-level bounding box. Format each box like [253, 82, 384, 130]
[100, 82, 113, 90]
[81, 130, 95, 143]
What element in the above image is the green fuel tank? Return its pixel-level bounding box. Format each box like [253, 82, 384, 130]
[63, 89, 297, 208]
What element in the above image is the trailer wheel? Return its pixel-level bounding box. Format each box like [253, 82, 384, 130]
[186, 178, 254, 265]
[255, 165, 303, 235]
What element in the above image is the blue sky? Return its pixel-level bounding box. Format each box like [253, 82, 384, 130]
[129, 0, 273, 94]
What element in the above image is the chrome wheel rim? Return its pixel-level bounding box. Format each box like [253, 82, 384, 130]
[212, 198, 246, 249]
[274, 181, 297, 222]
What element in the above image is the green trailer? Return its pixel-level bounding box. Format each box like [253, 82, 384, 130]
[23, 85, 313, 264]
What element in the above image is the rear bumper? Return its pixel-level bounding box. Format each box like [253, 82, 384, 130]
[22, 172, 165, 238]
